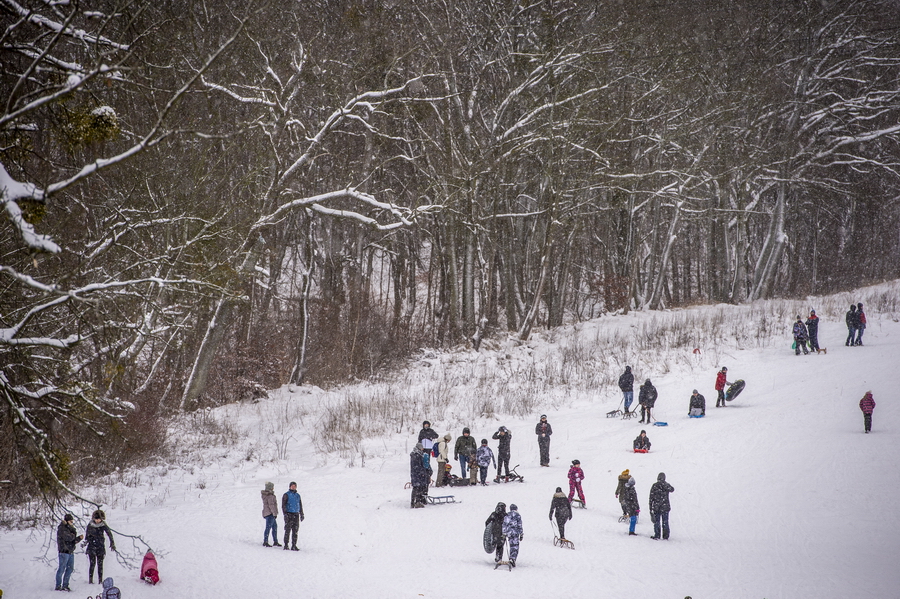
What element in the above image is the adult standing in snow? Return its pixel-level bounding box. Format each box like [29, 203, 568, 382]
[805, 310, 821, 352]
[638, 379, 658, 424]
[485, 502, 507, 563]
[476, 439, 496, 485]
[845, 304, 858, 346]
[261, 482, 280, 547]
[859, 391, 876, 433]
[855, 303, 866, 346]
[84, 509, 115, 584]
[621, 476, 640, 536]
[434, 433, 453, 487]
[418, 420, 439, 456]
[689, 389, 706, 416]
[454, 428, 477, 479]
[502, 504, 524, 567]
[649, 472, 675, 540]
[633, 430, 651, 451]
[535, 415, 553, 467]
[618, 366, 635, 414]
[55, 513, 82, 591]
[792, 316, 810, 355]
[549, 486, 573, 541]
[410, 443, 431, 508]
[714, 367, 731, 408]
[282, 481, 305, 549]
[492, 426, 513, 481]
[615, 469, 631, 517]
[567, 459, 586, 506]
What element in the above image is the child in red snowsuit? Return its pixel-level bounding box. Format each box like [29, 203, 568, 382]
[567, 460, 585, 505]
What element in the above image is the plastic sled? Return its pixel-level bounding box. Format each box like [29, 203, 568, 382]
[688, 414, 705, 418]
[652, 421, 668, 426]
[726, 379, 745, 401]
[633, 448, 649, 453]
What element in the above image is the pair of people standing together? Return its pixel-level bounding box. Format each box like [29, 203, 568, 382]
[261, 481, 304, 549]
[618, 367, 658, 423]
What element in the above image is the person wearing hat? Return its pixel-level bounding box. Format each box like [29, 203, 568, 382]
[805, 310, 821, 352]
[502, 504, 524, 567]
[714, 367, 731, 408]
[549, 487, 573, 541]
[792, 315, 810, 355]
[690, 389, 706, 416]
[454, 428, 477, 480]
[845, 304, 858, 346]
[633, 429, 651, 451]
[649, 472, 675, 540]
[281, 481, 305, 549]
[621, 476, 640, 536]
[567, 459, 586, 506]
[418, 420, 439, 456]
[855, 303, 866, 346]
[492, 426, 513, 481]
[618, 366, 635, 413]
[84, 509, 116, 583]
[485, 502, 507, 562]
[261, 482, 281, 547]
[434, 433, 453, 487]
[476, 439, 496, 485]
[859, 391, 876, 433]
[638, 378, 658, 423]
[56, 513, 83, 591]
[410, 443, 432, 507]
[535, 415, 553, 467]
[615, 469, 631, 517]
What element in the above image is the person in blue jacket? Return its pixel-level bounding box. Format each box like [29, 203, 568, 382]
[281, 481, 305, 550]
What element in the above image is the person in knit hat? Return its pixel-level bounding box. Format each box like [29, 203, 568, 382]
[567, 459, 586, 506]
[859, 391, 876, 433]
[615, 469, 631, 516]
[434, 433, 453, 487]
[418, 420, 439, 456]
[261, 482, 280, 547]
[281, 481, 305, 549]
[55, 514, 83, 591]
[633, 430, 651, 451]
[85, 509, 116, 583]
[549, 486, 573, 541]
[621, 476, 640, 535]
[502, 504, 524, 567]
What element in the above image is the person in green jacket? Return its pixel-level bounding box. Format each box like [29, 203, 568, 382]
[454, 428, 477, 479]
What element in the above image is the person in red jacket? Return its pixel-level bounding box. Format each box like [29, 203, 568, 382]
[715, 367, 731, 408]
[859, 391, 876, 433]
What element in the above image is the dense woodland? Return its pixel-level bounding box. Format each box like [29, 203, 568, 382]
[2, 0, 900, 506]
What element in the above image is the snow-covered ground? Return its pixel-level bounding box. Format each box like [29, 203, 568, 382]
[2, 286, 899, 599]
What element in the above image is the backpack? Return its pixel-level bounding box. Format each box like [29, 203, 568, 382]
[105, 586, 122, 599]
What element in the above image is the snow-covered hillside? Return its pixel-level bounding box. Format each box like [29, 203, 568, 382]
[2, 284, 899, 599]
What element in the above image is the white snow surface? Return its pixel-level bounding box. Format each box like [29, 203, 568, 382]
[2, 287, 900, 598]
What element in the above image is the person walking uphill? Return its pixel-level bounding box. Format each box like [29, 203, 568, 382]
[638, 379, 658, 424]
[85, 509, 115, 584]
[714, 367, 730, 408]
[55, 513, 83, 591]
[621, 476, 640, 536]
[649, 472, 675, 540]
[454, 428, 477, 479]
[615, 469, 631, 517]
[261, 482, 280, 547]
[492, 426, 513, 480]
[282, 482, 305, 549]
[485, 502, 507, 563]
[549, 487, 573, 541]
[567, 459, 586, 506]
[535, 415, 553, 467]
[859, 391, 876, 433]
[846, 304, 858, 346]
[805, 310, 821, 352]
[793, 316, 809, 355]
[502, 504, 524, 567]
[619, 366, 635, 413]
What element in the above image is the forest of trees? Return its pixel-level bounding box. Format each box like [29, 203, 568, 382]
[2, 0, 899, 505]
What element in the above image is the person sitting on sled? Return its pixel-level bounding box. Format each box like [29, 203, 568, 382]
[633, 430, 651, 451]
[689, 389, 706, 416]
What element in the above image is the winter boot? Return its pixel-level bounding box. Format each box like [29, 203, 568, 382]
[263, 542, 271, 547]
[89, 576, 93, 584]
[273, 541, 282, 547]
[291, 545, 299, 551]
[283, 544, 289, 550]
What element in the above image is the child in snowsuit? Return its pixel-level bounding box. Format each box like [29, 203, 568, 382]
[615, 469, 631, 516]
[689, 389, 706, 416]
[633, 430, 651, 451]
[261, 481, 280, 547]
[502, 504, 524, 567]
[793, 316, 809, 355]
[467, 449, 479, 486]
[715, 367, 730, 407]
[621, 476, 640, 535]
[567, 459, 585, 506]
[476, 439, 496, 485]
[649, 472, 675, 540]
[859, 391, 876, 433]
[492, 426, 513, 480]
[100, 577, 121, 599]
[485, 502, 507, 562]
[85, 509, 116, 584]
[549, 486, 573, 540]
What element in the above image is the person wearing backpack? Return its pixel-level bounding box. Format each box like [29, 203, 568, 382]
[85, 509, 116, 584]
[100, 576, 121, 599]
[281, 482, 305, 549]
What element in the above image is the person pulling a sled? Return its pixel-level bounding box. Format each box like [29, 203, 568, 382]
[638, 379, 658, 423]
[619, 366, 635, 414]
[535, 415, 553, 467]
[633, 430, 651, 451]
[689, 389, 706, 416]
[714, 367, 731, 408]
[485, 502, 507, 563]
[567, 459, 586, 506]
[649, 472, 675, 540]
[502, 504, 524, 567]
[549, 486, 573, 541]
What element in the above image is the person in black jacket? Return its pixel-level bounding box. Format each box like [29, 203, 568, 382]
[846, 304, 858, 346]
[535, 415, 552, 467]
[649, 472, 675, 540]
[689, 389, 706, 416]
[84, 509, 116, 584]
[621, 477, 640, 536]
[417, 420, 439, 456]
[485, 502, 508, 562]
[492, 426, 513, 480]
[549, 487, 573, 540]
[409, 444, 431, 508]
[618, 366, 635, 413]
[805, 310, 820, 352]
[638, 379, 658, 424]
[633, 430, 651, 451]
[56, 514, 83, 591]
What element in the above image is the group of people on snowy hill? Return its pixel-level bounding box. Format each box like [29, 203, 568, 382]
[258, 481, 305, 549]
[845, 303, 867, 346]
[792, 310, 821, 355]
[53, 511, 121, 595]
[614, 470, 676, 539]
[617, 366, 658, 423]
[485, 502, 524, 566]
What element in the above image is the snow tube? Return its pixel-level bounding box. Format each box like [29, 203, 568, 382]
[725, 379, 745, 402]
[633, 448, 649, 453]
[141, 551, 159, 585]
[483, 523, 495, 553]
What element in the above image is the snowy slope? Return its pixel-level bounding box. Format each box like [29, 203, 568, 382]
[2, 288, 899, 599]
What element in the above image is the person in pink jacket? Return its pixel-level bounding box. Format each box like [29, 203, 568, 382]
[567, 459, 585, 506]
[859, 391, 876, 433]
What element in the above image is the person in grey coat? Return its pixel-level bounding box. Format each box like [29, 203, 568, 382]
[649, 472, 675, 540]
[261, 482, 281, 547]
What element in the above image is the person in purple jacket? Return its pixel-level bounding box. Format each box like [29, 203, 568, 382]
[859, 391, 876, 433]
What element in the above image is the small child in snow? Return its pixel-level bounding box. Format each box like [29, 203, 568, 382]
[502, 504, 524, 567]
[101, 577, 121, 599]
[567, 459, 585, 506]
[467, 449, 478, 485]
[859, 391, 876, 433]
[633, 430, 651, 451]
[475, 439, 496, 485]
